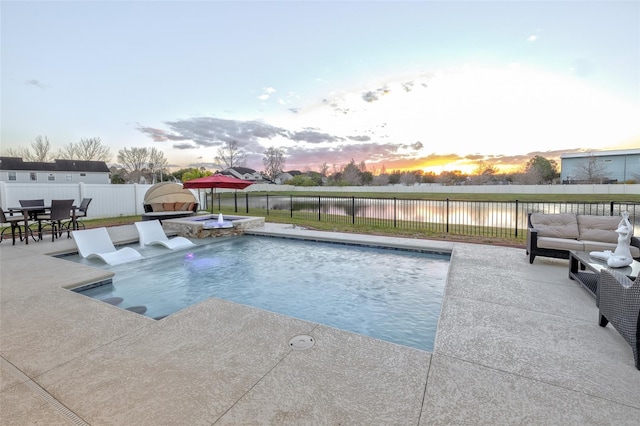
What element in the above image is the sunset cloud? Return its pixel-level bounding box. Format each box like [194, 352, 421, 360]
[137, 66, 640, 174]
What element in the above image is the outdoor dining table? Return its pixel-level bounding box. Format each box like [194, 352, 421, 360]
[7, 205, 78, 244]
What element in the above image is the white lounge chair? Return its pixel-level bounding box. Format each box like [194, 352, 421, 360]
[134, 220, 195, 250]
[72, 227, 143, 265]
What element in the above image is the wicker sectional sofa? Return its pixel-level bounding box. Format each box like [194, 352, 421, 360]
[526, 213, 640, 264]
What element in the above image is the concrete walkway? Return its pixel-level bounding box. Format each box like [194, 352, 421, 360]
[1, 223, 638, 425]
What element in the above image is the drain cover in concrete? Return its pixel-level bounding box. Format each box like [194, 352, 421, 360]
[289, 335, 315, 350]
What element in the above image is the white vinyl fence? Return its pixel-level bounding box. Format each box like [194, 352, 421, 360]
[0, 181, 638, 220]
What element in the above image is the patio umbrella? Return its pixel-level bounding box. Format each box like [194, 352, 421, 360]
[182, 174, 254, 212]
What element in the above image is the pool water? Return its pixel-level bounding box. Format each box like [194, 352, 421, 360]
[71, 235, 450, 352]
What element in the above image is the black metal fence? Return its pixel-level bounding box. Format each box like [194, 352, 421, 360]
[211, 194, 639, 240]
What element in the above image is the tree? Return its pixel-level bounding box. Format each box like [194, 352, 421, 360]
[7, 135, 55, 162]
[371, 173, 390, 186]
[421, 171, 437, 183]
[117, 147, 149, 183]
[341, 160, 363, 185]
[399, 172, 418, 186]
[1, 146, 29, 158]
[214, 140, 246, 169]
[469, 161, 498, 185]
[109, 166, 127, 184]
[319, 162, 330, 177]
[171, 168, 196, 182]
[182, 168, 212, 182]
[361, 171, 373, 185]
[571, 154, 609, 183]
[525, 155, 558, 184]
[288, 175, 318, 186]
[438, 170, 467, 186]
[388, 170, 402, 185]
[59, 137, 112, 162]
[263, 147, 285, 180]
[29, 135, 53, 162]
[148, 147, 169, 183]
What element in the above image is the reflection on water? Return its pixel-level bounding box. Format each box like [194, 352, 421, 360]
[221, 196, 639, 234]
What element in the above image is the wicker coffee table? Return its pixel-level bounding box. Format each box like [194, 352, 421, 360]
[568, 251, 640, 297]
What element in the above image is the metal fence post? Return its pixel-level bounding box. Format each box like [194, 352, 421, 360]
[352, 197, 355, 224]
[318, 196, 321, 221]
[245, 193, 249, 213]
[290, 195, 293, 218]
[515, 199, 519, 238]
[266, 194, 269, 215]
[234, 192, 238, 212]
[394, 197, 397, 228]
[446, 198, 450, 233]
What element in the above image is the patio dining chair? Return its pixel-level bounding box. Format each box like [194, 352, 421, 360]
[19, 199, 45, 220]
[0, 207, 29, 245]
[37, 199, 74, 242]
[73, 197, 92, 229]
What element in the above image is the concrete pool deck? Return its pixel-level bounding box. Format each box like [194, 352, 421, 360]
[1, 223, 638, 424]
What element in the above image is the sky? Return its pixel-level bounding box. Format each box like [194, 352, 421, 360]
[2, 0, 639, 175]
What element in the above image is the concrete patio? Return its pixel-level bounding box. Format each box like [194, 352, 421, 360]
[1, 222, 638, 425]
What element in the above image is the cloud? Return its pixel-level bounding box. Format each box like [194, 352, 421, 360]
[361, 86, 390, 103]
[347, 135, 371, 142]
[139, 66, 639, 174]
[137, 126, 190, 142]
[362, 91, 379, 103]
[188, 161, 218, 170]
[289, 129, 341, 144]
[173, 142, 197, 150]
[25, 79, 47, 89]
[258, 86, 276, 100]
[281, 142, 407, 169]
[142, 117, 288, 150]
[527, 35, 537, 42]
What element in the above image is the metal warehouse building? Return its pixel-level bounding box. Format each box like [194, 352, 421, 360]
[560, 148, 640, 184]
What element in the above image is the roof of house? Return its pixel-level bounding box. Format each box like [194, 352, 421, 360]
[0, 157, 110, 172]
[560, 148, 640, 159]
[224, 166, 257, 175]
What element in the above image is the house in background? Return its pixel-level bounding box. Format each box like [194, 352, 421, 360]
[0, 157, 111, 184]
[560, 148, 640, 184]
[275, 170, 302, 184]
[220, 167, 272, 183]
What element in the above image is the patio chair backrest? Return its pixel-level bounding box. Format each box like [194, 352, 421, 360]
[135, 220, 170, 245]
[0, 207, 15, 223]
[79, 197, 92, 212]
[19, 199, 45, 208]
[0, 207, 23, 223]
[72, 227, 117, 257]
[20, 199, 45, 213]
[49, 199, 74, 221]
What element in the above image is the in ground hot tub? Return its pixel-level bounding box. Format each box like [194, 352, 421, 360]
[162, 214, 264, 238]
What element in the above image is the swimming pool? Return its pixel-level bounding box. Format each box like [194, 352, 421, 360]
[69, 235, 449, 352]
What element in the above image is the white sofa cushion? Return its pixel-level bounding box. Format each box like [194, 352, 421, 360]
[577, 215, 622, 244]
[530, 213, 579, 239]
